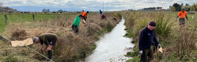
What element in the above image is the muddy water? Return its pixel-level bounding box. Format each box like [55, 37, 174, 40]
[85, 18, 134, 62]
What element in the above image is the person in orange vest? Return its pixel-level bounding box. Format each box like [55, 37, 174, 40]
[113, 16, 117, 21]
[81, 10, 85, 16]
[81, 10, 89, 24]
[82, 11, 89, 21]
[176, 8, 188, 31]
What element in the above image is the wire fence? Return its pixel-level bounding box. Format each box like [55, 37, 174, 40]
[0, 28, 54, 62]
[0, 49, 11, 62]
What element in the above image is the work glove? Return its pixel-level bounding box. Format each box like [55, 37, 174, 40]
[139, 50, 143, 55]
[158, 44, 161, 48]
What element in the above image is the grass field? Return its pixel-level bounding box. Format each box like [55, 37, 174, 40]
[0, 13, 76, 33]
[0, 12, 99, 33]
[123, 11, 197, 62]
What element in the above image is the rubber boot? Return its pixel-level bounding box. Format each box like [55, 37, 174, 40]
[48, 50, 52, 61]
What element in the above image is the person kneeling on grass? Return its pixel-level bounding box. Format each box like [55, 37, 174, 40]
[33, 33, 58, 60]
[72, 15, 83, 33]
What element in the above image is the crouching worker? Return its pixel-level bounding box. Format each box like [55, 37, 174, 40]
[113, 16, 117, 21]
[72, 15, 83, 33]
[139, 21, 161, 62]
[101, 14, 106, 20]
[33, 33, 58, 60]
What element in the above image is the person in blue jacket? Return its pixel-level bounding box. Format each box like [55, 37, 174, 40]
[99, 10, 102, 15]
[138, 21, 161, 62]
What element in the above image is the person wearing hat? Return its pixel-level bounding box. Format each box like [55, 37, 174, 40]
[33, 33, 58, 60]
[138, 21, 161, 62]
[176, 8, 188, 31]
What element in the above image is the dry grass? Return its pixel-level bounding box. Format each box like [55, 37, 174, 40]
[0, 12, 121, 62]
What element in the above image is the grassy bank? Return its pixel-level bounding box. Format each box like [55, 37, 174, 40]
[0, 12, 98, 33]
[0, 12, 122, 62]
[123, 11, 197, 62]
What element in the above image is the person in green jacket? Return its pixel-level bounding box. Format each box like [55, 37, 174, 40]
[72, 15, 83, 33]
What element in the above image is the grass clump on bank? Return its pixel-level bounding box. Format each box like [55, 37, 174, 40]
[123, 11, 197, 62]
[0, 12, 122, 62]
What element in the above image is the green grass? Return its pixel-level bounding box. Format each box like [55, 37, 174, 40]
[0, 12, 101, 33]
[126, 56, 140, 62]
[0, 14, 6, 33]
[0, 13, 81, 33]
[123, 11, 197, 61]
[90, 45, 96, 50]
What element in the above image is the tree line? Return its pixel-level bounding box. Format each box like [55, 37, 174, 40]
[171, 3, 197, 11]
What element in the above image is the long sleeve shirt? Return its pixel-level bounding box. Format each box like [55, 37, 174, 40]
[72, 16, 81, 27]
[138, 27, 159, 50]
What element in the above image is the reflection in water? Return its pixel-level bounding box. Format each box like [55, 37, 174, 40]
[85, 18, 134, 62]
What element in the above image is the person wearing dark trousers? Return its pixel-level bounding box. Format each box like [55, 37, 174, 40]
[176, 8, 188, 31]
[139, 21, 161, 62]
[72, 15, 82, 33]
[33, 33, 58, 60]
[82, 11, 89, 22]
[152, 35, 160, 53]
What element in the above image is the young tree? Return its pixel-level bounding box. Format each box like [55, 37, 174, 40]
[191, 4, 197, 11]
[180, 3, 183, 7]
[182, 6, 190, 11]
[173, 3, 181, 11]
[171, 6, 176, 12]
[186, 3, 190, 6]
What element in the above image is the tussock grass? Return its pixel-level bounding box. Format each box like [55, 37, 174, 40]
[0, 12, 121, 62]
[123, 11, 197, 62]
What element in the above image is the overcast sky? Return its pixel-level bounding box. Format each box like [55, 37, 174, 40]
[1, 0, 197, 12]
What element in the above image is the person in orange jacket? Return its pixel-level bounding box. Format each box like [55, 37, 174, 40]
[82, 11, 89, 21]
[81, 10, 85, 16]
[176, 8, 188, 31]
[113, 16, 117, 21]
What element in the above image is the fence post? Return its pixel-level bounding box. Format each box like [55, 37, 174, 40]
[0, 35, 9, 42]
[33, 14, 35, 21]
[4, 15, 7, 25]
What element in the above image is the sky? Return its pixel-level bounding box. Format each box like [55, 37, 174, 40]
[1, 0, 197, 12]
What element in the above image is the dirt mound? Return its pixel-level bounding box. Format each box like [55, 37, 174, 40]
[11, 29, 27, 40]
